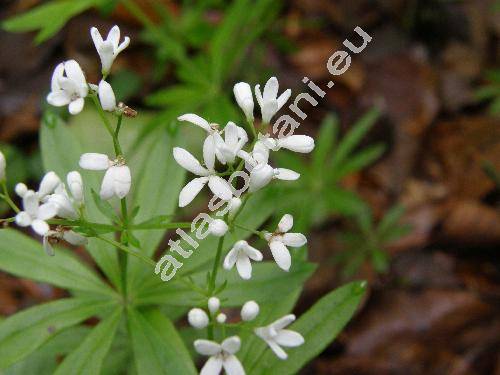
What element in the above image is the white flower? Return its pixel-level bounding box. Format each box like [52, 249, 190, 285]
[259, 134, 315, 153]
[67, 171, 84, 206]
[15, 190, 57, 235]
[216, 313, 227, 324]
[223, 240, 263, 280]
[255, 314, 304, 360]
[208, 297, 220, 314]
[208, 219, 228, 237]
[37, 171, 61, 201]
[79, 153, 131, 200]
[255, 77, 291, 124]
[238, 142, 299, 192]
[173, 147, 232, 207]
[90, 25, 130, 74]
[98, 80, 116, 111]
[0, 151, 5, 180]
[194, 336, 245, 375]
[217, 122, 248, 165]
[264, 214, 306, 271]
[188, 308, 209, 329]
[233, 82, 254, 121]
[177, 114, 225, 167]
[241, 301, 259, 321]
[47, 60, 88, 115]
[43, 229, 87, 256]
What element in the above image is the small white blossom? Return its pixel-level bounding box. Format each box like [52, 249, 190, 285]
[238, 142, 299, 192]
[216, 313, 227, 324]
[173, 147, 232, 207]
[47, 60, 88, 115]
[259, 134, 315, 153]
[241, 301, 259, 321]
[43, 229, 87, 256]
[177, 114, 225, 167]
[0, 151, 5, 180]
[233, 82, 254, 121]
[255, 314, 304, 360]
[264, 214, 306, 271]
[79, 153, 131, 200]
[217, 122, 248, 165]
[255, 77, 291, 124]
[15, 190, 57, 236]
[90, 25, 130, 75]
[208, 219, 228, 237]
[223, 240, 263, 280]
[98, 80, 116, 112]
[194, 336, 245, 375]
[188, 308, 209, 329]
[208, 297, 220, 314]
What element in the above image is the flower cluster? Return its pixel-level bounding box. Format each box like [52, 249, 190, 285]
[173, 76, 314, 373]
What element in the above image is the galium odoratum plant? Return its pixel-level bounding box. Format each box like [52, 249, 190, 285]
[0, 24, 366, 375]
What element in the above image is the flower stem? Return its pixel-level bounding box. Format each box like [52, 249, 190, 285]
[119, 198, 129, 297]
[208, 236, 225, 294]
[233, 223, 262, 237]
[96, 235, 155, 267]
[0, 180, 19, 213]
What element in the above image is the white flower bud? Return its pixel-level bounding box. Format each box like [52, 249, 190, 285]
[15, 183, 28, 198]
[67, 171, 84, 205]
[38, 171, 61, 198]
[188, 308, 209, 329]
[241, 300, 260, 321]
[209, 219, 228, 237]
[233, 82, 254, 121]
[216, 313, 227, 324]
[0, 151, 5, 180]
[228, 197, 242, 219]
[208, 297, 220, 314]
[98, 80, 116, 112]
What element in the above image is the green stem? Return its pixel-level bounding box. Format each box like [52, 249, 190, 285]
[1, 181, 19, 213]
[96, 235, 155, 267]
[208, 236, 225, 294]
[233, 223, 262, 237]
[119, 198, 129, 297]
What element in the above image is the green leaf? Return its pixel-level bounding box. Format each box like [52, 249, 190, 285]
[0, 298, 116, 369]
[91, 189, 120, 223]
[331, 108, 380, 168]
[40, 112, 121, 290]
[2, 0, 97, 44]
[377, 204, 405, 236]
[0, 229, 115, 297]
[128, 308, 197, 375]
[256, 281, 367, 374]
[134, 261, 316, 307]
[332, 143, 385, 181]
[312, 114, 338, 171]
[54, 308, 122, 375]
[325, 187, 367, 216]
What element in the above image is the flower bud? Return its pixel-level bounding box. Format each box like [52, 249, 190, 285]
[15, 183, 28, 198]
[216, 313, 227, 324]
[98, 80, 117, 112]
[0, 151, 5, 181]
[208, 219, 228, 237]
[38, 171, 61, 198]
[233, 82, 254, 121]
[67, 171, 84, 205]
[208, 297, 220, 314]
[241, 300, 259, 321]
[187, 308, 209, 329]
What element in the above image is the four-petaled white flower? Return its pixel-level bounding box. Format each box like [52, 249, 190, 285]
[264, 214, 307, 271]
[238, 142, 300, 192]
[217, 122, 248, 165]
[43, 229, 87, 256]
[173, 147, 232, 207]
[194, 336, 245, 375]
[223, 240, 263, 280]
[233, 82, 254, 122]
[79, 153, 131, 200]
[91, 25, 130, 75]
[15, 190, 58, 236]
[259, 134, 315, 153]
[98, 80, 116, 112]
[255, 77, 291, 124]
[255, 314, 304, 360]
[47, 60, 88, 115]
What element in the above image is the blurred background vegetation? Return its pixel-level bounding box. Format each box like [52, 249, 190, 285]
[1, 0, 499, 373]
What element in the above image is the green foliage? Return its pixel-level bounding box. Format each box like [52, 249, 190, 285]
[274, 109, 385, 231]
[334, 205, 411, 278]
[475, 69, 500, 115]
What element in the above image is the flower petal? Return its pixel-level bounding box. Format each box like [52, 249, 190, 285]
[254, 84, 263, 107]
[69, 98, 85, 115]
[269, 240, 291, 271]
[221, 336, 241, 354]
[100, 168, 115, 200]
[64, 60, 86, 87]
[50, 63, 65, 92]
[178, 177, 208, 207]
[276, 89, 292, 111]
[112, 165, 131, 199]
[38, 171, 61, 198]
[249, 164, 274, 192]
[107, 25, 120, 48]
[31, 219, 49, 236]
[15, 211, 32, 227]
[47, 91, 71, 107]
[79, 153, 110, 170]
[194, 340, 221, 356]
[177, 113, 210, 132]
[243, 245, 263, 261]
[200, 356, 223, 375]
[90, 27, 104, 49]
[63, 231, 88, 246]
[277, 135, 315, 153]
[275, 329, 304, 347]
[173, 147, 209, 176]
[37, 202, 58, 220]
[274, 168, 300, 181]
[203, 135, 216, 171]
[261, 100, 278, 124]
[282, 233, 307, 248]
[223, 248, 238, 270]
[263, 76, 279, 101]
[278, 214, 293, 233]
[267, 340, 288, 360]
[272, 314, 296, 330]
[98, 80, 116, 111]
[236, 254, 252, 280]
[22, 191, 39, 217]
[222, 355, 245, 375]
[208, 176, 233, 200]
